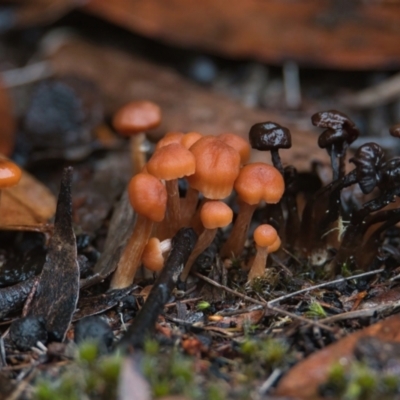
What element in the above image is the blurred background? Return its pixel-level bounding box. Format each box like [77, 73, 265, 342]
[2, 0, 400, 172]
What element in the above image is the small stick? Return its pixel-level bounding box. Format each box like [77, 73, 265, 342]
[268, 268, 384, 306]
[193, 272, 337, 332]
[117, 228, 197, 350]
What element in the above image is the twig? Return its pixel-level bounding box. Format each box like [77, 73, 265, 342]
[268, 268, 384, 306]
[258, 368, 282, 396]
[118, 228, 197, 350]
[2, 61, 53, 88]
[340, 71, 400, 109]
[320, 299, 400, 324]
[193, 272, 337, 332]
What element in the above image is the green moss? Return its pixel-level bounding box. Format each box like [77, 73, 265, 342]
[306, 300, 327, 319]
[196, 301, 211, 311]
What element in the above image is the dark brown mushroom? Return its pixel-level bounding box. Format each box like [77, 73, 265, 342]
[349, 142, 385, 194]
[389, 123, 400, 138]
[312, 110, 359, 181]
[248, 122, 292, 175]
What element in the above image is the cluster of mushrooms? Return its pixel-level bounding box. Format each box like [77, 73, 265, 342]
[109, 101, 285, 289]
[108, 102, 400, 289]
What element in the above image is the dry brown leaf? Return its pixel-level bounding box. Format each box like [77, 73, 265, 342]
[48, 37, 328, 171]
[276, 314, 400, 399]
[0, 170, 56, 226]
[83, 0, 400, 70]
[0, 78, 16, 157]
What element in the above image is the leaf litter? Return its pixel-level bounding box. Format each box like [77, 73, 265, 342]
[4, 13, 400, 400]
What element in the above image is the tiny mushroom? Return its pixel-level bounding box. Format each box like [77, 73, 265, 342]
[248, 224, 281, 282]
[146, 142, 196, 236]
[0, 159, 22, 207]
[141, 237, 171, 272]
[110, 173, 167, 289]
[220, 162, 284, 259]
[311, 110, 359, 181]
[113, 100, 161, 173]
[249, 122, 291, 175]
[180, 200, 233, 282]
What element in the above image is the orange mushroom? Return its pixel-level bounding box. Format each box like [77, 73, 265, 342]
[155, 131, 184, 150]
[181, 132, 203, 149]
[180, 201, 233, 282]
[0, 160, 22, 207]
[248, 224, 281, 281]
[147, 143, 196, 236]
[187, 136, 241, 200]
[141, 237, 171, 272]
[110, 173, 167, 289]
[113, 100, 161, 174]
[220, 162, 284, 259]
[217, 133, 251, 165]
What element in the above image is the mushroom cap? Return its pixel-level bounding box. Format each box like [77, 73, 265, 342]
[113, 100, 161, 136]
[181, 132, 203, 149]
[248, 122, 291, 151]
[268, 236, 281, 253]
[253, 224, 278, 248]
[0, 160, 22, 188]
[187, 136, 241, 199]
[155, 131, 185, 150]
[147, 143, 196, 180]
[380, 157, 400, 192]
[234, 162, 284, 205]
[350, 142, 385, 194]
[200, 201, 233, 229]
[128, 173, 167, 221]
[142, 237, 165, 271]
[389, 123, 400, 138]
[312, 110, 359, 147]
[218, 133, 251, 164]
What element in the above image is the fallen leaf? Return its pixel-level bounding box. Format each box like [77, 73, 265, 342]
[0, 169, 56, 226]
[276, 314, 400, 399]
[28, 167, 79, 342]
[83, 0, 400, 70]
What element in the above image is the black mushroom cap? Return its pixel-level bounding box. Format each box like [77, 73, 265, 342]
[249, 121, 292, 151]
[380, 157, 400, 192]
[389, 124, 400, 138]
[350, 143, 385, 194]
[312, 110, 360, 149]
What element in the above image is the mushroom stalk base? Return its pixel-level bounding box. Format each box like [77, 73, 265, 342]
[220, 202, 258, 259]
[110, 214, 153, 289]
[248, 246, 268, 282]
[180, 228, 217, 282]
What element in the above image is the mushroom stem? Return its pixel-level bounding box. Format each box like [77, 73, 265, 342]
[180, 186, 199, 227]
[130, 133, 147, 174]
[165, 179, 181, 236]
[220, 202, 258, 259]
[248, 246, 268, 281]
[271, 149, 284, 175]
[110, 215, 153, 289]
[180, 228, 217, 282]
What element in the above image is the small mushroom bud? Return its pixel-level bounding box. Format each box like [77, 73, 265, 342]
[312, 110, 359, 181]
[249, 122, 292, 175]
[248, 224, 281, 282]
[141, 238, 171, 272]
